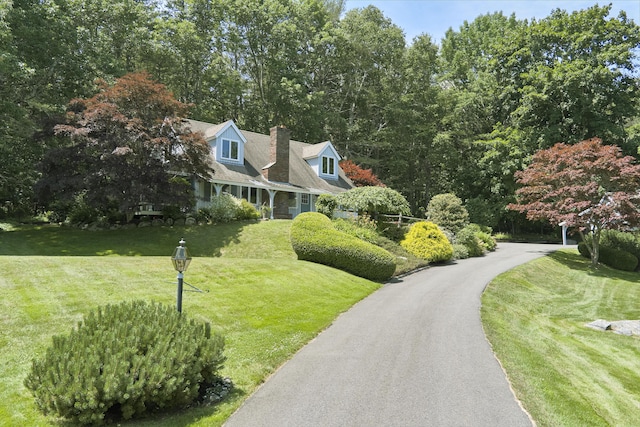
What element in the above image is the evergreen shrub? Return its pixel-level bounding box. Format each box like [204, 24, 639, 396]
[599, 230, 640, 261]
[24, 300, 225, 425]
[290, 212, 396, 281]
[400, 221, 453, 263]
[577, 242, 638, 271]
[426, 193, 469, 234]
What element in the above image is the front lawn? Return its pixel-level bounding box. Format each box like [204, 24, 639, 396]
[482, 249, 640, 426]
[0, 221, 380, 426]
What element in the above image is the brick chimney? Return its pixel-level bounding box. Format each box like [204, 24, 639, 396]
[262, 125, 290, 182]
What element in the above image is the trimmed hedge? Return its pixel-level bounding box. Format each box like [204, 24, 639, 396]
[578, 242, 638, 271]
[290, 212, 396, 282]
[401, 221, 453, 263]
[24, 300, 225, 425]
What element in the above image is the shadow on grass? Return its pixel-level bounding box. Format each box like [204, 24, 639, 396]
[0, 222, 253, 257]
[52, 387, 247, 427]
[548, 250, 640, 282]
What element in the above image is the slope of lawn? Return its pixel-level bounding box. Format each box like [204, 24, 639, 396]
[0, 220, 380, 426]
[482, 249, 640, 426]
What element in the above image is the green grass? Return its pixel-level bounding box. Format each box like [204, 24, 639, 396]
[482, 249, 640, 426]
[0, 220, 380, 426]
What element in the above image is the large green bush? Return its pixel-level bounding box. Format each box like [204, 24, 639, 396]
[24, 300, 225, 425]
[578, 242, 638, 271]
[197, 194, 258, 223]
[290, 212, 396, 282]
[599, 230, 640, 261]
[401, 221, 453, 263]
[426, 193, 469, 234]
[335, 186, 411, 216]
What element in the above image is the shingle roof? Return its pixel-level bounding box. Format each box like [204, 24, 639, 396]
[187, 120, 353, 195]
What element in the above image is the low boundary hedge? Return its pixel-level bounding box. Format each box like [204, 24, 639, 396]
[290, 212, 396, 282]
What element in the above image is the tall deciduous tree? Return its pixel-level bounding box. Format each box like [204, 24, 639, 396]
[36, 72, 212, 220]
[508, 138, 640, 267]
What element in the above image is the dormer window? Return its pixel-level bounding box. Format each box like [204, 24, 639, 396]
[222, 139, 239, 161]
[303, 141, 341, 181]
[322, 156, 335, 176]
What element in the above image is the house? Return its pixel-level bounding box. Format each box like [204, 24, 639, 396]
[187, 119, 354, 219]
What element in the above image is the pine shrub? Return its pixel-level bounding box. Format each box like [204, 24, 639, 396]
[24, 300, 225, 425]
[400, 221, 453, 263]
[290, 212, 396, 282]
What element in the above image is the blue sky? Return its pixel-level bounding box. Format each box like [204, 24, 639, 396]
[344, 0, 640, 44]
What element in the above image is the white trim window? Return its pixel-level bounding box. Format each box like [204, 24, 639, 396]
[301, 193, 310, 205]
[221, 139, 239, 161]
[322, 156, 335, 176]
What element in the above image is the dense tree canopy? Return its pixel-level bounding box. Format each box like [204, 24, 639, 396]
[509, 138, 640, 266]
[35, 72, 211, 221]
[1, 0, 639, 229]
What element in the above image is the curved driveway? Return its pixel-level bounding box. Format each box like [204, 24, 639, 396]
[224, 243, 561, 427]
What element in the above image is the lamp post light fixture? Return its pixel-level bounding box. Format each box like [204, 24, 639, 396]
[171, 238, 192, 313]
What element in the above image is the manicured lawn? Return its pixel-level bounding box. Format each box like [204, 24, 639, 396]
[482, 249, 640, 426]
[0, 220, 380, 426]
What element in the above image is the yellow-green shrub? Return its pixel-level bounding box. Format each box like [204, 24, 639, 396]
[401, 221, 453, 263]
[290, 212, 396, 282]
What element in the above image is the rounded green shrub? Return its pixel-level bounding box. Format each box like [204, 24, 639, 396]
[400, 221, 453, 263]
[599, 230, 640, 260]
[577, 242, 638, 271]
[455, 226, 484, 257]
[426, 193, 469, 234]
[24, 300, 225, 425]
[290, 212, 396, 282]
[452, 243, 470, 260]
[237, 199, 260, 220]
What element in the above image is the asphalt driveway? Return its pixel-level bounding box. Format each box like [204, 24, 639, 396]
[224, 243, 561, 427]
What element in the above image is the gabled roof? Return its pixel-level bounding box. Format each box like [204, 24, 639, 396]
[302, 141, 341, 161]
[187, 120, 353, 195]
[187, 119, 247, 143]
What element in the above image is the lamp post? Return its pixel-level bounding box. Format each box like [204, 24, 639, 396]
[171, 238, 192, 313]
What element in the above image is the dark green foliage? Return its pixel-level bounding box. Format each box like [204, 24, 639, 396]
[599, 230, 640, 261]
[400, 221, 453, 263]
[316, 194, 337, 218]
[426, 193, 470, 234]
[24, 300, 225, 425]
[578, 242, 638, 271]
[290, 212, 396, 282]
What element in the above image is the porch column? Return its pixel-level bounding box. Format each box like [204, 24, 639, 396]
[268, 189, 276, 220]
[213, 184, 223, 196]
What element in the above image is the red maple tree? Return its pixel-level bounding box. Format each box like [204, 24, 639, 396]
[508, 138, 640, 267]
[339, 159, 385, 187]
[37, 72, 211, 220]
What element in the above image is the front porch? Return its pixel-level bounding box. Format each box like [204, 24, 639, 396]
[194, 180, 317, 219]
